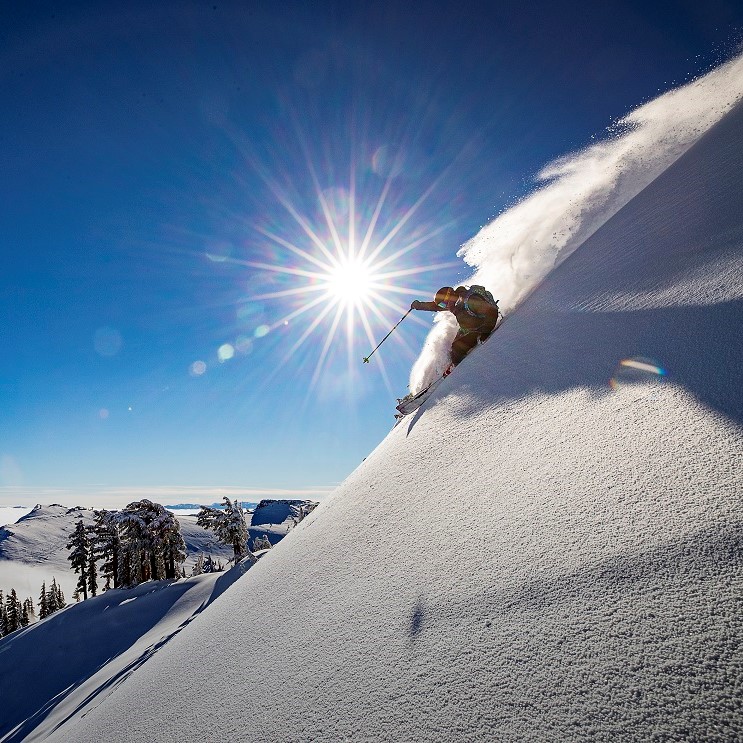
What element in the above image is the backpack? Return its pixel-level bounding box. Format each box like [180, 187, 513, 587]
[459, 285, 499, 320]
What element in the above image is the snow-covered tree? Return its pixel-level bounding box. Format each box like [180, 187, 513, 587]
[191, 553, 221, 576]
[67, 518, 90, 601]
[251, 534, 272, 552]
[4, 589, 21, 634]
[20, 601, 30, 627]
[116, 500, 187, 587]
[24, 597, 35, 619]
[89, 509, 120, 589]
[46, 578, 65, 614]
[197, 498, 255, 563]
[0, 591, 5, 637]
[38, 581, 48, 619]
[87, 550, 98, 597]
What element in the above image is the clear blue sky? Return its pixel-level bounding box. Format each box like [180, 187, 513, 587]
[1, 0, 741, 506]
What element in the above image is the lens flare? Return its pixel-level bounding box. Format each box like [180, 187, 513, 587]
[609, 357, 667, 390]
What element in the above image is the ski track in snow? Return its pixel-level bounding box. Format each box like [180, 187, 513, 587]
[410, 52, 743, 393]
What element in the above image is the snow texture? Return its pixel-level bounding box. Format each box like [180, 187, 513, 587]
[0, 563, 251, 742]
[16, 60, 743, 743]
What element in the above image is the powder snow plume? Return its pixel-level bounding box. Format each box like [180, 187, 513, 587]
[409, 52, 743, 393]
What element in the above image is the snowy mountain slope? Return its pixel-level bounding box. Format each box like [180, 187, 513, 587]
[0, 506, 94, 601]
[249, 498, 318, 545]
[44, 95, 743, 742]
[0, 562, 251, 743]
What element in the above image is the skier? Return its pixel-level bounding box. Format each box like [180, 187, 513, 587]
[410, 285, 499, 367]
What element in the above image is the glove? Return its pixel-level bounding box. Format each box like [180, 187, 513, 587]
[410, 300, 421, 310]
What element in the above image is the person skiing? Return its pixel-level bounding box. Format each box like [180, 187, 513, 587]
[410, 285, 499, 367]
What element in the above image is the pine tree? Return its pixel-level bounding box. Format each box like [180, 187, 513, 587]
[197, 498, 255, 563]
[116, 500, 187, 587]
[0, 590, 6, 637]
[87, 549, 98, 597]
[20, 602, 29, 627]
[5, 589, 21, 634]
[24, 597, 35, 619]
[38, 581, 48, 619]
[46, 578, 65, 615]
[56, 583, 65, 609]
[67, 518, 90, 600]
[252, 534, 272, 551]
[89, 509, 120, 589]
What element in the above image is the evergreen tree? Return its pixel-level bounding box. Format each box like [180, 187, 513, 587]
[67, 518, 90, 600]
[38, 581, 48, 619]
[4, 589, 21, 634]
[252, 534, 272, 551]
[46, 578, 65, 615]
[197, 498, 255, 563]
[87, 549, 98, 597]
[24, 597, 35, 619]
[20, 601, 30, 627]
[116, 500, 187, 587]
[89, 509, 120, 589]
[0, 590, 6, 637]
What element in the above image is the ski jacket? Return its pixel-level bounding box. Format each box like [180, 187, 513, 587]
[413, 292, 498, 333]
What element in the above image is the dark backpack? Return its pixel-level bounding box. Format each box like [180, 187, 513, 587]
[459, 285, 499, 321]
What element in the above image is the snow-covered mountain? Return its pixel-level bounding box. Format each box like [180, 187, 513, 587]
[249, 498, 318, 546]
[6, 62, 743, 742]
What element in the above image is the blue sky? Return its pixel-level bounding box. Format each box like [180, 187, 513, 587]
[1, 0, 741, 506]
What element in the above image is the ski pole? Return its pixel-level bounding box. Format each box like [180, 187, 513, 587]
[363, 308, 412, 363]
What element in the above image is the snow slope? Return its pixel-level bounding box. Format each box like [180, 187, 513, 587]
[249, 498, 318, 545]
[44, 76, 743, 741]
[0, 563, 251, 742]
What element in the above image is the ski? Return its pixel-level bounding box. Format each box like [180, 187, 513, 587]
[394, 314, 507, 419]
[394, 365, 453, 418]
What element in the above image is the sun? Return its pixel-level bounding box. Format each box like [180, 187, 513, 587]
[325, 257, 374, 306]
[225, 146, 461, 394]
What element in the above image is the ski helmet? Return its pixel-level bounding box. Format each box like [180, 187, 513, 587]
[435, 286, 456, 309]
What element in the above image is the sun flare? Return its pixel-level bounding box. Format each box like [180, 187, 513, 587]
[325, 257, 374, 306]
[228, 145, 461, 395]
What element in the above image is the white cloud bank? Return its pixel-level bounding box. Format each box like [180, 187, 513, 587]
[0, 484, 336, 509]
[410, 53, 743, 393]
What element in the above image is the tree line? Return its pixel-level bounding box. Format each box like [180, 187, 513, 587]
[0, 579, 66, 638]
[66, 499, 188, 599]
[67, 496, 256, 602]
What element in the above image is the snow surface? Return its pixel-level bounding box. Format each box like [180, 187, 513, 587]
[0, 562, 252, 742]
[17, 62, 743, 743]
